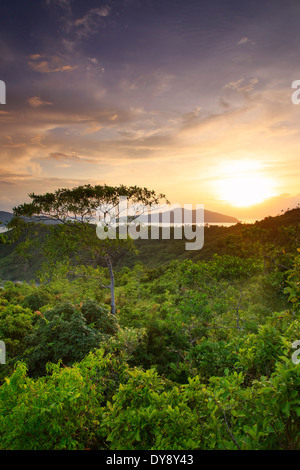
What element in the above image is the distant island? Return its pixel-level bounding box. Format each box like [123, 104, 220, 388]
[203, 209, 239, 224]
[131, 207, 239, 224]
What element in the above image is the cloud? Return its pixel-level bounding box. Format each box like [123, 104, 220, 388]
[238, 37, 249, 45]
[27, 97, 53, 108]
[181, 106, 202, 126]
[46, 0, 72, 12]
[118, 71, 175, 97]
[0, 169, 33, 185]
[224, 78, 244, 90]
[0, 175, 108, 210]
[48, 152, 80, 161]
[83, 122, 103, 135]
[0, 39, 18, 64]
[237, 37, 255, 46]
[61, 38, 76, 52]
[0, 111, 15, 123]
[74, 6, 110, 26]
[29, 53, 44, 60]
[1, 136, 26, 149]
[27, 54, 78, 73]
[74, 6, 111, 38]
[28, 58, 78, 73]
[224, 78, 258, 94]
[47, 152, 95, 164]
[88, 57, 98, 64]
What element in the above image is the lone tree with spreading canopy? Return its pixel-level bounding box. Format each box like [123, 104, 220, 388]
[9, 184, 168, 315]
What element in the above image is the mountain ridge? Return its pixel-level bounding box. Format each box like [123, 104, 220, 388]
[0, 208, 239, 225]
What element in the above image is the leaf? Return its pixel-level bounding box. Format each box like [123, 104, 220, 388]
[282, 401, 290, 417]
[295, 407, 300, 417]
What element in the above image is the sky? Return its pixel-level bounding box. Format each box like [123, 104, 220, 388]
[0, 0, 300, 220]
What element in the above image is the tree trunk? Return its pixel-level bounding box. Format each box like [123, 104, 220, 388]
[105, 254, 116, 315]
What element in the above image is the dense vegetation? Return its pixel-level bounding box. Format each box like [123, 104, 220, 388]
[0, 207, 299, 450]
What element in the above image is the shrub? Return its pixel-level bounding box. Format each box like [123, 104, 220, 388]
[24, 302, 104, 376]
[101, 369, 204, 450]
[253, 360, 300, 449]
[0, 349, 127, 450]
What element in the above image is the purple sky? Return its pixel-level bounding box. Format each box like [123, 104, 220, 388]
[0, 0, 300, 220]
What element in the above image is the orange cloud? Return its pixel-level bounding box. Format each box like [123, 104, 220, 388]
[27, 97, 53, 108]
[28, 56, 78, 73]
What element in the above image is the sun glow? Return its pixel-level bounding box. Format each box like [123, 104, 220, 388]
[216, 160, 277, 207]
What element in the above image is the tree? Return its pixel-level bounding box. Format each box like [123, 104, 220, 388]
[9, 184, 168, 315]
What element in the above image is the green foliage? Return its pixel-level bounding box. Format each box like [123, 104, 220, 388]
[177, 339, 238, 381]
[80, 299, 119, 333]
[23, 286, 53, 311]
[209, 254, 262, 280]
[24, 300, 117, 377]
[235, 324, 287, 380]
[0, 349, 128, 450]
[284, 249, 300, 312]
[0, 209, 299, 450]
[104, 326, 146, 362]
[101, 369, 203, 450]
[100, 363, 300, 450]
[253, 360, 300, 449]
[0, 281, 27, 304]
[0, 303, 33, 356]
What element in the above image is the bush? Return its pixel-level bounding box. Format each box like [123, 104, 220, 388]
[101, 369, 204, 450]
[24, 301, 110, 376]
[0, 303, 33, 359]
[253, 360, 300, 449]
[235, 323, 287, 380]
[182, 339, 237, 380]
[80, 299, 119, 334]
[23, 287, 53, 311]
[0, 349, 127, 450]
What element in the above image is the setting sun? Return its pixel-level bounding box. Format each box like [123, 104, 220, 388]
[215, 160, 277, 208]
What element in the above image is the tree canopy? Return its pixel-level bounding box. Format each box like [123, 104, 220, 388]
[12, 184, 168, 224]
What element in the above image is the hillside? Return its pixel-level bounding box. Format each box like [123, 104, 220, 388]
[116, 207, 300, 268]
[0, 207, 299, 281]
[0, 211, 13, 225]
[0, 206, 299, 451]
